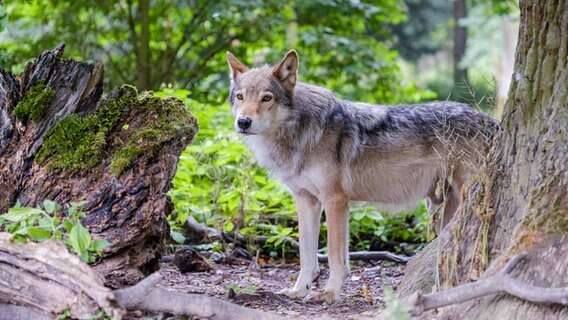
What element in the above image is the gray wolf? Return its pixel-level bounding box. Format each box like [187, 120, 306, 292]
[226, 50, 498, 304]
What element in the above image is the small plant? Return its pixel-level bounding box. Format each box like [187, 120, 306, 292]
[0, 200, 109, 263]
[381, 287, 412, 320]
[225, 284, 257, 294]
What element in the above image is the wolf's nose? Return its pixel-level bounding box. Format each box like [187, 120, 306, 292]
[237, 117, 252, 130]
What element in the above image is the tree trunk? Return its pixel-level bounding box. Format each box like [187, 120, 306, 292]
[0, 46, 197, 288]
[453, 0, 468, 85]
[398, 0, 568, 319]
[137, 0, 151, 90]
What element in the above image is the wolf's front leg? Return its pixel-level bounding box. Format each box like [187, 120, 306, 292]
[305, 195, 350, 304]
[278, 191, 321, 299]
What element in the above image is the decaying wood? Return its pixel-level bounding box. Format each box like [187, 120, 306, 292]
[0, 233, 123, 319]
[0, 46, 198, 287]
[404, 254, 568, 316]
[0, 232, 284, 320]
[186, 215, 410, 264]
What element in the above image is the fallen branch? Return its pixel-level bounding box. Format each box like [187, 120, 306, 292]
[185, 216, 410, 264]
[404, 254, 568, 316]
[114, 272, 284, 320]
[318, 251, 409, 264]
[185, 215, 299, 248]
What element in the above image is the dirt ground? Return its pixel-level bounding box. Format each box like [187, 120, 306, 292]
[152, 259, 405, 319]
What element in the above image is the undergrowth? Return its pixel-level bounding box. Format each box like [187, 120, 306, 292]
[0, 200, 109, 263]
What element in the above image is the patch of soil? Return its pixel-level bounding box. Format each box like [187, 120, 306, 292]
[156, 260, 405, 319]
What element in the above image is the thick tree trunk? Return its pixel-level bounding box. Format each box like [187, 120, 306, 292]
[399, 0, 568, 319]
[0, 46, 197, 287]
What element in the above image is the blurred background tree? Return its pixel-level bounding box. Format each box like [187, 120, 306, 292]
[0, 0, 519, 256]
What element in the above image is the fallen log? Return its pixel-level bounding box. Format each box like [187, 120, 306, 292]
[0, 232, 283, 320]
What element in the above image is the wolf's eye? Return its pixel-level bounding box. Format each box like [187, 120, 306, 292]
[262, 95, 272, 102]
[236, 94, 243, 100]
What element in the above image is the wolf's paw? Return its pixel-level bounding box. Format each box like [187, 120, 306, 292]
[277, 287, 309, 299]
[303, 290, 340, 305]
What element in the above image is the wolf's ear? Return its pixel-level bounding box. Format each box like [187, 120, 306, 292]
[273, 50, 299, 93]
[227, 52, 249, 82]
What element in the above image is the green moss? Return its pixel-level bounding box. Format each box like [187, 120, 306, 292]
[36, 85, 197, 175]
[13, 81, 55, 122]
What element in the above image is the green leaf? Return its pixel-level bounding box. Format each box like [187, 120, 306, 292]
[43, 200, 60, 214]
[62, 220, 74, 232]
[170, 231, 186, 244]
[352, 211, 366, 221]
[223, 221, 234, 233]
[90, 239, 110, 251]
[38, 216, 53, 229]
[70, 201, 88, 208]
[1, 207, 43, 222]
[26, 227, 52, 241]
[69, 223, 91, 257]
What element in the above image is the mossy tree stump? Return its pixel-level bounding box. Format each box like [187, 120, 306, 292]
[0, 45, 198, 287]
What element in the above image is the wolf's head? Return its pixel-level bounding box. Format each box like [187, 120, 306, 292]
[226, 50, 299, 136]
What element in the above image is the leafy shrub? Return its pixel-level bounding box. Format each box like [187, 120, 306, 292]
[0, 200, 109, 263]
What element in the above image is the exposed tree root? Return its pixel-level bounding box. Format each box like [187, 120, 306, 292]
[114, 272, 284, 320]
[404, 254, 568, 316]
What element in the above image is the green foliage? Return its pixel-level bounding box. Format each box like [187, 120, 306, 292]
[349, 205, 428, 252]
[0, 0, 431, 104]
[0, 4, 7, 35]
[13, 81, 54, 122]
[35, 86, 196, 175]
[164, 89, 428, 256]
[0, 200, 109, 263]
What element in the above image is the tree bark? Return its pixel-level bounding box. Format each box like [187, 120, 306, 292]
[453, 0, 468, 85]
[398, 0, 568, 319]
[0, 46, 198, 287]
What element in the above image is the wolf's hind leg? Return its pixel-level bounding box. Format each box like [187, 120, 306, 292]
[427, 180, 461, 234]
[278, 191, 321, 299]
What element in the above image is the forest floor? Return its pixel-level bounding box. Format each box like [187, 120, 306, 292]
[136, 259, 406, 319]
